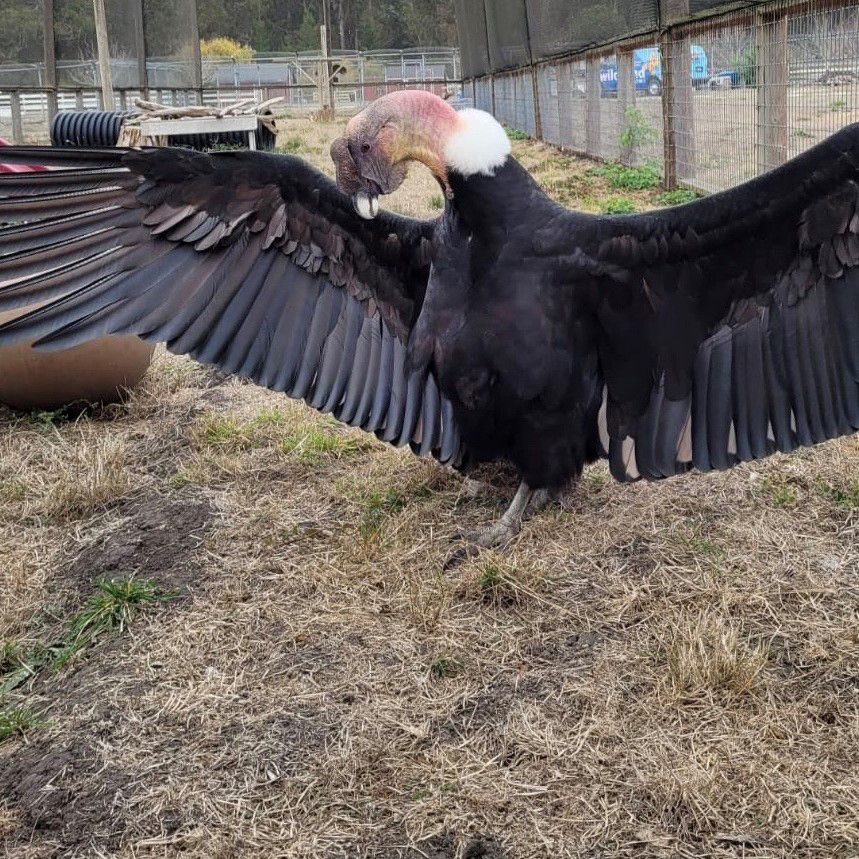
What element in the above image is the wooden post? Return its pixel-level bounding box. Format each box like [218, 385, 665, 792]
[531, 68, 542, 139]
[319, 24, 332, 110]
[131, 0, 148, 97]
[11, 92, 24, 143]
[586, 55, 601, 159]
[189, 0, 202, 96]
[661, 33, 696, 188]
[618, 48, 635, 165]
[756, 13, 788, 173]
[43, 0, 58, 122]
[93, 0, 116, 110]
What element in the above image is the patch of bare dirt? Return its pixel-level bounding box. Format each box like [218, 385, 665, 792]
[62, 493, 215, 599]
[0, 735, 134, 858]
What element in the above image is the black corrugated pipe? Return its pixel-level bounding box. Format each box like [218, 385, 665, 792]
[51, 111, 277, 151]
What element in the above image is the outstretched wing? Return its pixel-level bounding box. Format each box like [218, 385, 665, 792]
[557, 123, 859, 481]
[0, 146, 461, 464]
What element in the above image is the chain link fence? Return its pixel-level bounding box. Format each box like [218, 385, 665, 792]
[458, 0, 859, 192]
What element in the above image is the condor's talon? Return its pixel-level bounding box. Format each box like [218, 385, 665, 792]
[444, 482, 533, 566]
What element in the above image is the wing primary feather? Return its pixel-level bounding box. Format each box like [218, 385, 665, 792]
[396, 368, 427, 448]
[762, 306, 797, 453]
[415, 373, 441, 457]
[321, 298, 365, 414]
[267, 268, 323, 392]
[706, 327, 734, 471]
[289, 282, 343, 400]
[350, 316, 384, 428]
[308, 296, 351, 410]
[364, 322, 395, 432]
[793, 294, 828, 443]
[231, 253, 295, 381]
[163, 239, 261, 353]
[438, 396, 460, 464]
[691, 335, 713, 472]
[254, 263, 316, 390]
[379, 334, 408, 443]
[336, 313, 376, 425]
[654, 394, 691, 476]
[198, 250, 280, 372]
[730, 320, 754, 462]
[632, 382, 661, 479]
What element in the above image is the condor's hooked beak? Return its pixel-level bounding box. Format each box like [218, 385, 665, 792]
[330, 136, 384, 220]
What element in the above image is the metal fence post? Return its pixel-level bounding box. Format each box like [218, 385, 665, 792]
[756, 12, 789, 173]
[586, 55, 601, 158]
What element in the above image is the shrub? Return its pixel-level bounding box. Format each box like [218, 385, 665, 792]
[619, 105, 659, 151]
[200, 37, 253, 60]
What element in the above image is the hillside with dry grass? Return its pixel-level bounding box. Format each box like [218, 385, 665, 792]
[0, 117, 857, 859]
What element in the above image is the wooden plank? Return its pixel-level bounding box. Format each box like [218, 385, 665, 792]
[756, 13, 789, 172]
[585, 55, 601, 159]
[138, 115, 259, 136]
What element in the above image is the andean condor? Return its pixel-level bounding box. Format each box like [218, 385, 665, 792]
[0, 90, 857, 552]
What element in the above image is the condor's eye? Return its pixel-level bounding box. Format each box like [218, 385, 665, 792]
[361, 142, 371, 154]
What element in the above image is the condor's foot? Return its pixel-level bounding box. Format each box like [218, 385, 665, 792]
[446, 482, 535, 568]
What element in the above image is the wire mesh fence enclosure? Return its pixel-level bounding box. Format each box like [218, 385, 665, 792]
[458, 0, 859, 192]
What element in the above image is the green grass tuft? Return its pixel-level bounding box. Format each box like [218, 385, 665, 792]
[50, 578, 176, 670]
[761, 473, 799, 508]
[278, 136, 305, 153]
[591, 161, 661, 191]
[0, 707, 45, 742]
[816, 480, 859, 511]
[359, 489, 408, 542]
[599, 196, 638, 215]
[505, 127, 529, 140]
[430, 656, 462, 678]
[281, 426, 366, 465]
[653, 188, 699, 206]
[429, 194, 445, 210]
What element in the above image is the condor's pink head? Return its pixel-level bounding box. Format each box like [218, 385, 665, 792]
[330, 90, 510, 219]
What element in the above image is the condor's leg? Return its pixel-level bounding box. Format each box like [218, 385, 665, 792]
[448, 482, 535, 564]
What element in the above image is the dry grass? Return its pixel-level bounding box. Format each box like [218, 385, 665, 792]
[0, 119, 857, 859]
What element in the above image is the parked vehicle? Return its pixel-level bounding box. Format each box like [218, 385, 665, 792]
[600, 45, 709, 96]
[708, 69, 741, 88]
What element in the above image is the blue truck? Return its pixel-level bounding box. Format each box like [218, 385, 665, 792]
[600, 45, 709, 96]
